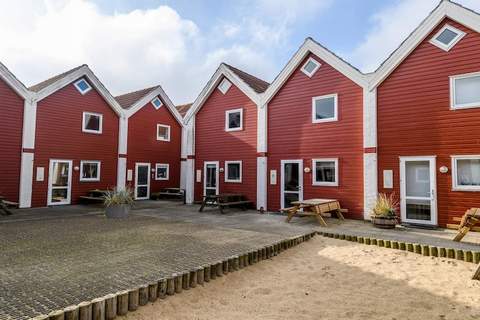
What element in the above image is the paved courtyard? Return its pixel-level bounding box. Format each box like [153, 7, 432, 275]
[0, 202, 316, 320]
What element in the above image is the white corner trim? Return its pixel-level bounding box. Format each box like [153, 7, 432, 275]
[0, 62, 31, 100]
[118, 116, 128, 155]
[257, 103, 267, 153]
[256, 156, 267, 211]
[225, 160, 242, 183]
[184, 158, 195, 204]
[429, 23, 466, 52]
[79, 160, 101, 182]
[312, 158, 339, 187]
[117, 157, 127, 190]
[19, 152, 34, 208]
[363, 153, 378, 220]
[363, 87, 377, 148]
[82, 111, 103, 134]
[449, 71, 480, 110]
[225, 108, 243, 132]
[311, 93, 338, 123]
[22, 100, 37, 149]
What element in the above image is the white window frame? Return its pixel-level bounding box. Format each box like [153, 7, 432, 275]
[429, 24, 465, 52]
[225, 160, 242, 183]
[74, 78, 92, 95]
[225, 108, 243, 132]
[157, 124, 171, 141]
[312, 93, 338, 123]
[218, 78, 232, 94]
[312, 158, 338, 187]
[80, 160, 101, 182]
[82, 112, 103, 134]
[151, 97, 163, 110]
[451, 155, 480, 191]
[155, 163, 169, 181]
[301, 57, 321, 78]
[450, 71, 480, 110]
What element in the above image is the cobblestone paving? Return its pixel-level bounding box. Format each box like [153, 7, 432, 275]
[0, 203, 315, 320]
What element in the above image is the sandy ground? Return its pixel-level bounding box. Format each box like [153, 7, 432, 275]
[122, 237, 480, 320]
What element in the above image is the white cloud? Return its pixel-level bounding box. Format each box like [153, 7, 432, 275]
[347, 0, 480, 72]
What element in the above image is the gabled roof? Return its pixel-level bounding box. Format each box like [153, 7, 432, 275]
[183, 63, 267, 123]
[0, 62, 31, 100]
[31, 64, 124, 115]
[370, 0, 480, 89]
[262, 37, 368, 105]
[116, 85, 184, 125]
[176, 103, 193, 117]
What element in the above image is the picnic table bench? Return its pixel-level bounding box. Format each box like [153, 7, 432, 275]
[199, 193, 252, 214]
[453, 208, 480, 242]
[151, 188, 186, 204]
[79, 189, 109, 204]
[283, 198, 347, 227]
[0, 195, 17, 216]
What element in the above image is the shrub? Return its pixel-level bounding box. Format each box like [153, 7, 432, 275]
[104, 188, 134, 207]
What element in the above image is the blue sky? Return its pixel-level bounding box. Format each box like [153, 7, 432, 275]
[0, 0, 479, 104]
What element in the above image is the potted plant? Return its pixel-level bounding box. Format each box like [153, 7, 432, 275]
[371, 193, 399, 229]
[104, 188, 134, 218]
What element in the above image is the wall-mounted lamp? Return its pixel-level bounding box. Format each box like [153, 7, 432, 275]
[439, 166, 448, 174]
[74, 166, 80, 171]
[304, 167, 311, 173]
[219, 168, 224, 173]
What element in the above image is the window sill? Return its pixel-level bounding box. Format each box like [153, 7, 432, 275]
[80, 179, 100, 182]
[452, 187, 480, 192]
[312, 183, 338, 187]
[225, 180, 242, 183]
[312, 118, 338, 124]
[82, 130, 102, 134]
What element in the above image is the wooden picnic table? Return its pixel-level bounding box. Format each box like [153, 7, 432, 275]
[284, 198, 346, 227]
[199, 193, 252, 214]
[151, 187, 186, 204]
[0, 195, 13, 216]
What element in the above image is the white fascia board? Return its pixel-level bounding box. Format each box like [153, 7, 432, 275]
[184, 64, 263, 124]
[181, 118, 195, 157]
[262, 38, 367, 105]
[22, 100, 37, 149]
[257, 103, 268, 153]
[0, 62, 32, 100]
[35, 65, 125, 116]
[369, 1, 480, 89]
[118, 116, 128, 155]
[363, 87, 377, 148]
[126, 86, 184, 125]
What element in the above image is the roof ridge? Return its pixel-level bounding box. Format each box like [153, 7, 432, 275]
[222, 63, 270, 93]
[29, 64, 87, 92]
[114, 85, 161, 109]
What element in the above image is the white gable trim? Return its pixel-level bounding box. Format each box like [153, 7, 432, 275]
[0, 62, 31, 100]
[183, 63, 263, 124]
[124, 86, 184, 125]
[34, 65, 124, 116]
[262, 38, 367, 105]
[370, 1, 480, 89]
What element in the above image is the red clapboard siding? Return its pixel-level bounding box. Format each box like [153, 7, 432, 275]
[126, 99, 182, 193]
[377, 18, 480, 227]
[267, 53, 364, 217]
[32, 80, 119, 207]
[194, 78, 257, 205]
[0, 78, 24, 202]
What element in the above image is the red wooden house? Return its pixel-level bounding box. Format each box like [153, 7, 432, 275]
[261, 39, 369, 218]
[115, 85, 183, 199]
[183, 63, 269, 208]
[27, 65, 124, 207]
[370, 1, 480, 227]
[0, 62, 31, 206]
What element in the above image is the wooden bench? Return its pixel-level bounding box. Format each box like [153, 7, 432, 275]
[199, 193, 252, 214]
[453, 208, 480, 242]
[151, 188, 186, 204]
[79, 189, 109, 204]
[0, 196, 16, 216]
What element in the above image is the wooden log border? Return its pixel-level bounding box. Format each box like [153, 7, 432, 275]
[33, 231, 317, 320]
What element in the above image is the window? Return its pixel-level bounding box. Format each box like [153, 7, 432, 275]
[452, 156, 480, 191]
[151, 97, 163, 110]
[155, 163, 169, 180]
[225, 108, 243, 131]
[312, 159, 338, 186]
[74, 78, 92, 95]
[82, 112, 103, 134]
[312, 94, 338, 123]
[157, 124, 171, 141]
[225, 161, 242, 183]
[80, 161, 101, 181]
[301, 57, 321, 77]
[218, 78, 232, 94]
[450, 72, 480, 109]
[430, 24, 465, 52]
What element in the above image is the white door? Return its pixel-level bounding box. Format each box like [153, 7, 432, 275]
[204, 161, 219, 196]
[48, 159, 73, 206]
[135, 163, 151, 200]
[400, 156, 437, 226]
[281, 160, 303, 209]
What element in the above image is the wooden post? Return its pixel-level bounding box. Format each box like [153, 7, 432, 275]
[158, 280, 167, 299]
[391, 241, 399, 249]
[464, 251, 473, 263]
[174, 273, 183, 293]
[377, 239, 384, 247]
[182, 272, 190, 290]
[104, 294, 117, 320]
[228, 258, 235, 272]
[78, 301, 92, 320]
[455, 250, 464, 261]
[370, 238, 377, 245]
[32, 316, 49, 320]
[239, 255, 245, 268]
[91, 297, 105, 320]
[422, 245, 430, 256]
[64, 306, 79, 320]
[447, 248, 455, 258]
[223, 260, 229, 274]
[197, 267, 205, 285]
[233, 256, 240, 271]
[210, 264, 217, 280]
[473, 265, 480, 280]
[406, 243, 414, 252]
[139, 285, 149, 305]
[189, 270, 197, 288]
[358, 237, 364, 244]
[364, 238, 370, 245]
[204, 265, 211, 282]
[149, 283, 159, 301]
[166, 277, 175, 295]
[430, 246, 439, 257]
[48, 310, 65, 320]
[439, 247, 447, 257]
[473, 252, 480, 264]
[128, 288, 139, 311]
[413, 244, 422, 254]
[215, 262, 223, 277]
[384, 240, 391, 248]
[117, 291, 129, 316]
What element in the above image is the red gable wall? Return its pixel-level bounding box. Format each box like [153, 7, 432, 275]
[126, 98, 182, 193]
[0, 78, 24, 202]
[31, 80, 119, 207]
[377, 18, 480, 226]
[267, 53, 364, 217]
[194, 78, 258, 205]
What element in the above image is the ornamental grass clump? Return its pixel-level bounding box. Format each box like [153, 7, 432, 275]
[103, 188, 134, 207]
[372, 193, 399, 218]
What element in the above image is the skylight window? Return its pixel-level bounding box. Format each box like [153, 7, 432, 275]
[429, 24, 465, 52]
[151, 97, 163, 110]
[218, 78, 232, 94]
[74, 78, 92, 95]
[301, 57, 321, 77]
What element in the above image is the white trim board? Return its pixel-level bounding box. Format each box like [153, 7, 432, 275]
[0, 62, 31, 100]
